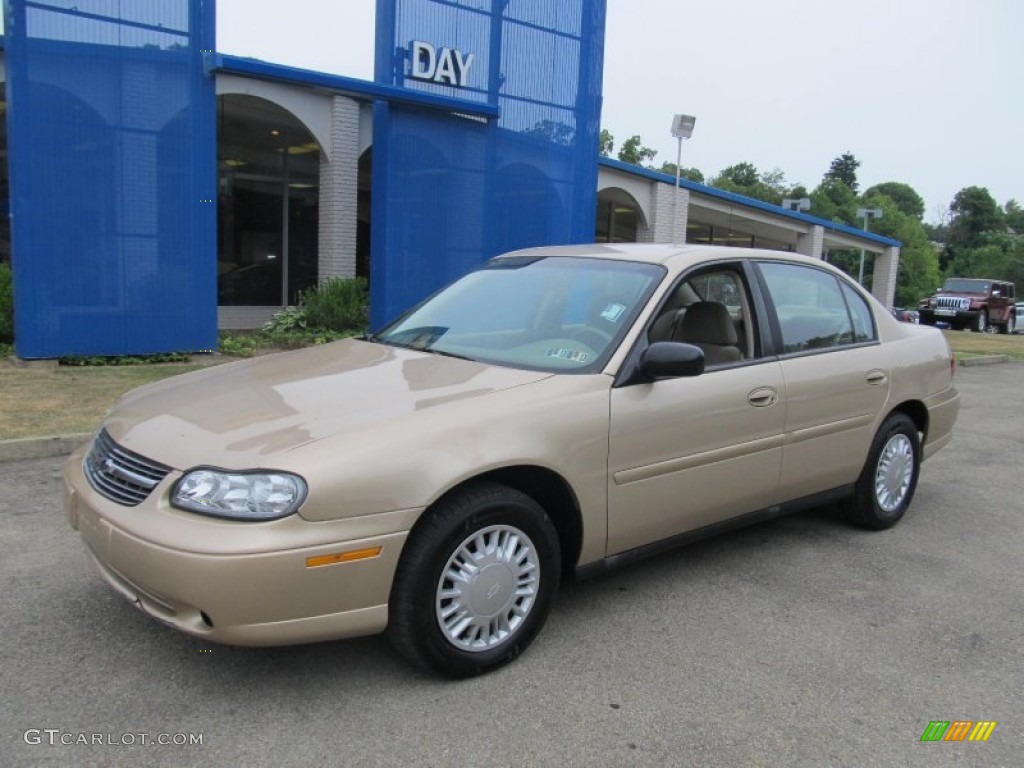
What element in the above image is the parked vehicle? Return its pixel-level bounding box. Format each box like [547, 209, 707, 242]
[1015, 302, 1024, 334]
[64, 245, 960, 677]
[918, 278, 1016, 333]
[890, 307, 920, 324]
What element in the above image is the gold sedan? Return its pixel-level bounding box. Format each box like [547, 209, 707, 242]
[64, 245, 959, 677]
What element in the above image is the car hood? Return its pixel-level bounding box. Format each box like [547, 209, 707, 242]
[104, 339, 552, 470]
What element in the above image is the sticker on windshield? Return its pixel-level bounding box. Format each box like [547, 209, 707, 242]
[547, 348, 589, 363]
[600, 303, 626, 323]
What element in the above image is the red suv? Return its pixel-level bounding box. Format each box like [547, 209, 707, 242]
[919, 278, 1016, 334]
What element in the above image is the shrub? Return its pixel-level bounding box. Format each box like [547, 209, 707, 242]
[262, 305, 308, 334]
[302, 277, 368, 333]
[0, 262, 13, 344]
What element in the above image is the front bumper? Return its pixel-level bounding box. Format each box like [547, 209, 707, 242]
[919, 308, 979, 326]
[63, 446, 418, 646]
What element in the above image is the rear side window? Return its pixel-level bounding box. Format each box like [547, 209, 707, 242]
[759, 262, 874, 353]
[840, 282, 876, 343]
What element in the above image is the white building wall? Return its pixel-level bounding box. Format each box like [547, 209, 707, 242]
[648, 184, 689, 244]
[871, 246, 900, 307]
[796, 225, 825, 258]
[318, 95, 361, 281]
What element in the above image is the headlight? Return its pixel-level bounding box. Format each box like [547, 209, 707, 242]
[172, 469, 307, 520]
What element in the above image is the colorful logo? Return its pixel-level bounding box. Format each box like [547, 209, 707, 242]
[920, 721, 997, 742]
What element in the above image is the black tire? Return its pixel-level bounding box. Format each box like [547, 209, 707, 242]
[972, 309, 988, 333]
[388, 482, 560, 677]
[843, 413, 921, 530]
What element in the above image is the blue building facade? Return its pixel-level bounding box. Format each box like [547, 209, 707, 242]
[1, 0, 902, 358]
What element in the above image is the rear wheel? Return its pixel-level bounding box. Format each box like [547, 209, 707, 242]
[388, 482, 560, 677]
[999, 313, 1014, 335]
[843, 413, 920, 530]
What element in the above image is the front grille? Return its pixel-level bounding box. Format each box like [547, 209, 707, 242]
[935, 296, 971, 311]
[84, 429, 171, 506]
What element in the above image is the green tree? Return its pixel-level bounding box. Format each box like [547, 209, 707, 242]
[945, 234, 1024, 288]
[824, 152, 861, 192]
[859, 194, 941, 306]
[1004, 199, 1024, 232]
[863, 182, 925, 220]
[599, 128, 614, 158]
[948, 186, 1005, 252]
[709, 162, 786, 204]
[715, 161, 759, 188]
[659, 162, 704, 183]
[617, 135, 657, 166]
[809, 177, 859, 225]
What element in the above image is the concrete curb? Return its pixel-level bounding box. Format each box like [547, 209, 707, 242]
[958, 355, 1010, 367]
[0, 433, 90, 463]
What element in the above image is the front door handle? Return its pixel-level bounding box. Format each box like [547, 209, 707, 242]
[748, 386, 779, 407]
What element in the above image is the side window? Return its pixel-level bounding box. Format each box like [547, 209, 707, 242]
[840, 282, 877, 343]
[759, 262, 856, 354]
[647, 265, 759, 363]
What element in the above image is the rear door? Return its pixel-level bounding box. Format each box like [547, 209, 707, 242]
[755, 261, 890, 502]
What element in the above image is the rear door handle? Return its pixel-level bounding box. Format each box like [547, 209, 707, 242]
[866, 369, 888, 385]
[748, 386, 779, 407]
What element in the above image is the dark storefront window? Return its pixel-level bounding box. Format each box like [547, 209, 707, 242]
[687, 219, 793, 252]
[595, 190, 641, 243]
[217, 95, 319, 306]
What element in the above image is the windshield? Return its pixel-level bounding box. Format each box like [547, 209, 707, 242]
[372, 256, 664, 373]
[942, 278, 990, 293]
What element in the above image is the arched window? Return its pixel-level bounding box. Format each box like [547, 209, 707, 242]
[596, 188, 645, 243]
[217, 95, 320, 306]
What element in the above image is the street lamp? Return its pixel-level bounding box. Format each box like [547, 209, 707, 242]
[670, 114, 696, 244]
[782, 198, 810, 212]
[856, 207, 884, 285]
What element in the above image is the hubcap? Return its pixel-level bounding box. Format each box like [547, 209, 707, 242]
[436, 525, 539, 652]
[874, 433, 914, 512]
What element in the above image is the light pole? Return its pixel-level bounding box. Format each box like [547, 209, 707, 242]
[856, 207, 883, 285]
[782, 198, 810, 213]
[670, 114, 696, 244]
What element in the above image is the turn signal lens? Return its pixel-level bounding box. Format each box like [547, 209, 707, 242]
[306, 547, 383, 568]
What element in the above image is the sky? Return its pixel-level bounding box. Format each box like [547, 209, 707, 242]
[217, 0, 1023, 223]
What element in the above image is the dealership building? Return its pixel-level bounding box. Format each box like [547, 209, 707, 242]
[1, 0, 900, 358]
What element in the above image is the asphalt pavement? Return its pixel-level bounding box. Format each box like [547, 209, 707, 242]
[1, 363, 1022, 767]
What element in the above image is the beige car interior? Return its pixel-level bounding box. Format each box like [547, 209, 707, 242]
[648, 269, 753, 364]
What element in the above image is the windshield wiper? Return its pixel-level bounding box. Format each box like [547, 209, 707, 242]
[424, 348, 475, 362]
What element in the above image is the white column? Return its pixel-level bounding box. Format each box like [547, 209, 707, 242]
[871, 246, 901, 307]
[796, 225, 825, 259]
[646, 183, 690, 243]
[318, 95, 361, 281]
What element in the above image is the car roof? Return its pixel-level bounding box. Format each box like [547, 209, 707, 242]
[493, 243, 834, 274]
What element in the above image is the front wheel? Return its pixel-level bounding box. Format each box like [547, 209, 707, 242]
[388, 482, 561, 677]
[972, 309, 988, 333]
[843, 413, 921, 530]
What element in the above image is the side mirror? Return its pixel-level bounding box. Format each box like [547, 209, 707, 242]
[992, 290, 1001, 298]
[639, 342, 705, 381]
